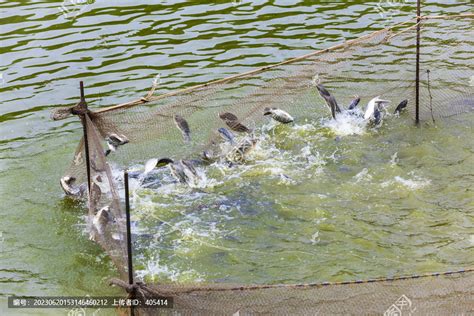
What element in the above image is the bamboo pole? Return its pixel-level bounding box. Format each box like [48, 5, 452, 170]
[415, 0, 421, 124]
[124, 170, 135, 316]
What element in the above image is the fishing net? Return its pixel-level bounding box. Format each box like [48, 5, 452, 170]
[110, 269, 474, 315]
[52, 14, 474, 315]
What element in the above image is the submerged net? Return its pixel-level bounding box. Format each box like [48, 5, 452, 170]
[53, 14, 474, 314]
[113, 269, 474, 315]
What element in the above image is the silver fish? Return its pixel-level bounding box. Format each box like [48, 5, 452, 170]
[105, 133, 129, 156]
[174, 114, 191, 142]
[218, 127, 236, 144]
[316, 84, 342, 119]
[153, 158, 201, 186]
[93, 205, 113, 235]
[263, 107, 294, 124]
[60, 176, 86, 197]
[219, 112, 251, 133]
[201, 150, 216, 162]
[364, 96, 390, 120]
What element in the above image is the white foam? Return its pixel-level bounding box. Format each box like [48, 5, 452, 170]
[135, 254, 204, 283]
[322, 111, 367, 136]
[310, 231, 320, 245]
[390, 152, 399, 166]
[354, 168, 372, 182]
[393, 175, 430, 189]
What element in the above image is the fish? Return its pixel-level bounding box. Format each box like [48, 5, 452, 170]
[393, 99, 408, 114]
[218, 112, 251, 133]
[151, 158, 201, 186]
[226, 138, 257, 162]
[218, 127, 236, 144]
[60, 176, 87, 197]
[347, 95, 361, 110]
[181, 160, 200, 183]
[90, 182, 102, 207]
[364, 96, 390, 120]
[201, 150, 216, 162]
[144, 158, 159, 175]
[316, 84, 342, 119]
[105, 133, 129, 156]
[263, 107, 294, 124]
[174, 114, 191, 142]
[93, 205, 113, 235]
[373, 107, 382, 126]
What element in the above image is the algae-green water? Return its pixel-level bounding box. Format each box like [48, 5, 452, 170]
[0, 1, 473, 315]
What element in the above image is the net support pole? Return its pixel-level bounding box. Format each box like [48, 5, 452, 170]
[415, 0, 421, 124]
[124, 170, 135, 316]
[79, 81, 92, 192]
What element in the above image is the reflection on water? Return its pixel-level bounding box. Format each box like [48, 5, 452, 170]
[0, 1, 472, 313]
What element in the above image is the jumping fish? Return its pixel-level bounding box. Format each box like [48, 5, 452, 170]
[151, 158, 201, 186]
[226, 137, 257, 163]
[105, 133, 129, 156]
[263, 107, 294, 124]
[93, 205, 113, 235]
[218, 112, 251, 133]
[316, 84, 342, 119]
[201, 149, 217, 162]
[393, 99, 408, 114]
[144, 158, 159, 175]
[347, 95, 361, 110]
[60, 176, 87, 197]
[174, 114, 191, 142]
[364, 96, 390, 120]
[218, 127, 236, 145]
[373, 107, 382, 126]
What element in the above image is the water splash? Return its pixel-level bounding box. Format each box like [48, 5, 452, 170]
[393, 175, 431, 190]
[322, 111, 367, 136]
[135, 254, 205, 283]
[354, 168, 372, 182]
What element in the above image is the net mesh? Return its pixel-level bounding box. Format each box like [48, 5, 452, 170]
[54, 14, 474, 314]
[130, 270, 474, 315]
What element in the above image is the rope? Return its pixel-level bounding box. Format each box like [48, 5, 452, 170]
[109, 278, 170, 298]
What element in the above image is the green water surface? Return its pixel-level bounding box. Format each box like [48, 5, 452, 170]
[0, 1, 473, 315]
